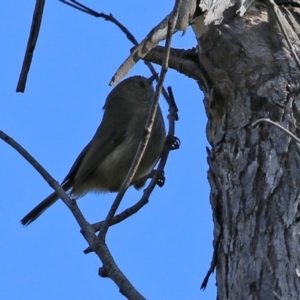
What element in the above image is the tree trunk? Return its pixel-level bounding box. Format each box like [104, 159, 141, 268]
[196, 2, 300, 299]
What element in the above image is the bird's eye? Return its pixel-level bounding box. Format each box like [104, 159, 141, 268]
[139, 81, 146, 88]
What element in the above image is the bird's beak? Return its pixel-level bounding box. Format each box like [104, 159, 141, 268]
[148, 73, 158, 84]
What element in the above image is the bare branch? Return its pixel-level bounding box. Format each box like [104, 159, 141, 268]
[144, 46, 206, 82]
[16, 0, 45, 93]
[98, 0, 182, 241]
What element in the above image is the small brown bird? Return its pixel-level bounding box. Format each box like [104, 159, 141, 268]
[21, 75, 166, 226]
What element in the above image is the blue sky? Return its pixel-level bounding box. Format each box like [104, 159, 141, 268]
[1, 1, 216, 299]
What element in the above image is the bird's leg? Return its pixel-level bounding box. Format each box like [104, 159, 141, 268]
[133, 169, 165, 189]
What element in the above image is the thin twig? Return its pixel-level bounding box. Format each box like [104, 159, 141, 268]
[98, 0, 182, 241]
[16, 0, 45, 92]
[252, 118, 300, 144]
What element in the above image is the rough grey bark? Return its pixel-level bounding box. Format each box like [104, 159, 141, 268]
[196, 3, 300, 299]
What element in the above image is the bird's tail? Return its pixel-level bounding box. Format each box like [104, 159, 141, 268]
[21, 180, 72, 226]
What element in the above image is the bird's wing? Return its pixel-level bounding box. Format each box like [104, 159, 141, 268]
[62, 104, 132, 185]
[61, 141, 91, 184]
